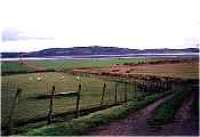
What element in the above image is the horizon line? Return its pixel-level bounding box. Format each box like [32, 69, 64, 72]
[1, 45, 199, 53]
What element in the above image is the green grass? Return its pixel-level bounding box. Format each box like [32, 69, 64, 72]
[24, 91, 172, 136]
[2, 58, 151, 73]
[148, 86, 192, 126]
[2, 58, 198, 80]
[1, 62, 34, 73]
[2, 72, 144, 128]
[28, 58, 149, 70]
[2, 57, 197, 135]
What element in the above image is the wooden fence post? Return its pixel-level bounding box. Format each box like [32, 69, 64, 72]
[76, 84, 81, 118]
[159, 79, 162, 92]
[114, 82, 118, 104]
[124, 82, 128, 103]
[135, 80, 137, 92]
[143, 81, 145, 92]
[166, 77, 169, 90]
[7, 88, 22, 135]
[48, 86, 55, 124]
[155, 80, 158, 92]
[134, 80, 137, 98]
[100, 83, 106, 105]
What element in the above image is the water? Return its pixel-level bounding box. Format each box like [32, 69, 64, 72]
[1, 52, 198, 61]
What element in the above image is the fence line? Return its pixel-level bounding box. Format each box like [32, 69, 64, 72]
[6, 88, 22, 135]
[2, 78, 174, 135]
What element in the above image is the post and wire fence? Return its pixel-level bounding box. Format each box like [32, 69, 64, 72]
[1, 77, 172, 135]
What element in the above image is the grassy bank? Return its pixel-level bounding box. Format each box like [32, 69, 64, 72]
[148, 86, 192, 126]
[24, 91, 173, 136]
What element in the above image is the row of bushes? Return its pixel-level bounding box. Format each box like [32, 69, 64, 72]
[123, 59, 190, 66]
[24, 91, 173, 136]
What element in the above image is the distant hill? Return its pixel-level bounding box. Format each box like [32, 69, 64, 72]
[1, 46, 199, 58]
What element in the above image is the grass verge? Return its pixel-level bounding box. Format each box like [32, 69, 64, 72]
[148, 86, 192, 126]
[24, 91, 172, 136]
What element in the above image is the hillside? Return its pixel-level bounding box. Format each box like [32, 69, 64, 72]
[1, 46, 199, 58]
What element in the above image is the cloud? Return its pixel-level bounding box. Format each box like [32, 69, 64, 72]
[1, 28, 54, 42]
[2, 28, 20, 41]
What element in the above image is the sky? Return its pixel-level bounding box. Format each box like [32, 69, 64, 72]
[0, 0, 200, 52]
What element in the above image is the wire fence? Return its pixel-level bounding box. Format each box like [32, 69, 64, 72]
[1, 76, 172, 135]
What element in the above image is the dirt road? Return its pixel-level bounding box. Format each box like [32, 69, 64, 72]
[87, 94, 174, 136]
[155, 93, 199, 136]
[87, 93, 198, 136]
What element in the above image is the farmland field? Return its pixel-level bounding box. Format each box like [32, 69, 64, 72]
[1, 57, 164, 73]
[73, 59, 198, 79]
[1, 57, 199, 135]
[1, 61, 35, 73]
[2, 71, 144, 129]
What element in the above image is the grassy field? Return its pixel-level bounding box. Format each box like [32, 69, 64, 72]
[73, 60, 199, 79]
[1, 58, 152, 131]
[1, 62, 35, 73]
[1, 57, 198, 135]
[129, 62, 199, 79]
[2, 72, 145, 128]
[2, 58, 154, 73]
[28, 58, 149, 70]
